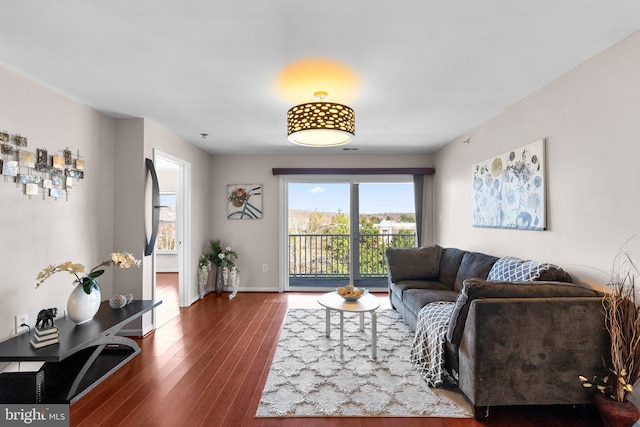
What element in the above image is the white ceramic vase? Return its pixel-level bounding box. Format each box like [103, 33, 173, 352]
[67, 283, 101, 325]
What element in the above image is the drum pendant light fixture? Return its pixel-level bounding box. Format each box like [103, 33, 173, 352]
[287, 91, 355, 147]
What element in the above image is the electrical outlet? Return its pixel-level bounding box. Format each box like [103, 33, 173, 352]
[15, 313, 29, 335]
[262, 264, 268, 272]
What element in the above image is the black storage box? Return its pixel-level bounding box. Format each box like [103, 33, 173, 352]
[0, 370, 44, 403]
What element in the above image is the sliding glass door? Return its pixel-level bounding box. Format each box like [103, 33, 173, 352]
[285, 176, 416, 291]
[357, 182, 416, 287]
[288, 182, 351, 288]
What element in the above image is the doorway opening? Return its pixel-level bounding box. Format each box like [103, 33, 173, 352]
[153, 151, 192, 328]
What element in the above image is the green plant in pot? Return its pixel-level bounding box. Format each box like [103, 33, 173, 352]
[198, 240, 222, 298]
[580, 252, 640, 427]
[197, 239, 239, 296]
[199, 239, 222, 270]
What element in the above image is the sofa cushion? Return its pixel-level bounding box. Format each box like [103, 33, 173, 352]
[391, 280, 452, 298]
[446, 278, 601, 345]
[488, 256, 572, 282]
[438, 248, 467, 290]
[386, 245, 443, 282]
[402, 288, 459, 316]
[454, 252, 499, 292]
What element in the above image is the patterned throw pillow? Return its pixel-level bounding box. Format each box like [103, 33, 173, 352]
[487, 256, 571, 282]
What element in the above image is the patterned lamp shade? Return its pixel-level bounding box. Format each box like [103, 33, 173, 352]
[287, 93, 355, 147]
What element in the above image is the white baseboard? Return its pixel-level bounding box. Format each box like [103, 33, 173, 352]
[118, 328, 144, 337]
[223, 286, 280, 292]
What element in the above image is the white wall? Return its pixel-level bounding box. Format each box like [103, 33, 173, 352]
[0, 66, 116, 343]
[210, 153, 432, 291]
[0, 65, 213, 344]
[113, 118, 214, 332]
[143, 120, 213, 305]
[113, 119, 146, 300]
[433, 30, 640, 286]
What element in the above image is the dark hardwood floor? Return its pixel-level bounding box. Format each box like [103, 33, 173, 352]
[155, 272, 180, 327]
[70, 292, 602, 426]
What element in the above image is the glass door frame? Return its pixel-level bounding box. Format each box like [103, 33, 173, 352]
[279, 174, 414, 292]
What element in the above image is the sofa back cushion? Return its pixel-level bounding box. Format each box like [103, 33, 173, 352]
[438, 248, 467, 290]
[385, 245, 443, 282]
[454, 252, 499, 292]
[488, 256, 572, 282]
[446, 278, 601, 345]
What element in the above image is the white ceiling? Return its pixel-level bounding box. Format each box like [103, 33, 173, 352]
[1, 1, 640, 155]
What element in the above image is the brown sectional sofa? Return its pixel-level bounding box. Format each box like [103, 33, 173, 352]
[385, 245, 609, 420]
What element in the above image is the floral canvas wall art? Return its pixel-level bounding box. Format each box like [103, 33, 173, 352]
[227, 184, 263, 219]
[472, 139, 546, 230]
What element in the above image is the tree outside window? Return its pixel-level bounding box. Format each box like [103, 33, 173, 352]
[157, 193, 177, 252]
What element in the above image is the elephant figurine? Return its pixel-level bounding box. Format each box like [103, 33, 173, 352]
[35, 307, 57, 329]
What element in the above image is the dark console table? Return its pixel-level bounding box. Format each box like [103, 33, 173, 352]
[0, 300, 161, 404]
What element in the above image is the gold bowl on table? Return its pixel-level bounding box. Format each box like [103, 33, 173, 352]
[336, 284, 368, 301]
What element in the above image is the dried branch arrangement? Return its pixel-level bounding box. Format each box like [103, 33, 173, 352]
[581, 251, 640, 403]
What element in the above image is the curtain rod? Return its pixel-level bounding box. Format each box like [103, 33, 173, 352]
[272, 167, 435, 175]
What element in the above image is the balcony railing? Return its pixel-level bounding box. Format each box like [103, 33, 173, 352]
[289, 233, 416, 281]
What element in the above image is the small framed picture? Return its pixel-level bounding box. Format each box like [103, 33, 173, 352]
[75, 159, 85, 170]
[52, 155, 65, 170]
[15, 135, 27, 147]
[0, 132, 8, 143]
[37, 164, 53, 173]
[2, 160, 18, 177]
[17, 174, 41, 184]
[50, 188, 65, 199]
[18, 150, 36, 168]
[37, 148, 48, 166]
[1, 144, 14, 155]
[63, 149, 72, 165]
[25, 183, 38, 196]
[227, 184, 263, 219]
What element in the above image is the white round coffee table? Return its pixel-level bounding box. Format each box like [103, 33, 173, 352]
[317, 291, 380, 359]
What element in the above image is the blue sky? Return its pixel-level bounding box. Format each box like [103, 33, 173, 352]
[288, 182, 415, 214]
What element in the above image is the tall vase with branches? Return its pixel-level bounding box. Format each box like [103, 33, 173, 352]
[580, 249, 640, 426]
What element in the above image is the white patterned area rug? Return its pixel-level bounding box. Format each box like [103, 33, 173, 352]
[255, 308, 474, 418]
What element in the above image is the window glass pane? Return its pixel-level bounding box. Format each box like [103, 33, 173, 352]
[157, 223, 176, 251]
[157, 193, 176, 252]
[159, 194, 176, 221]
[288, 183, 350, 286]
[358, 183, 416, 281]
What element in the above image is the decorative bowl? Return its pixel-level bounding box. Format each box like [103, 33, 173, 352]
[336, 285, 367, 301]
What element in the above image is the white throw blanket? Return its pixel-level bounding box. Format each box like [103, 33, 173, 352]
[410, 301, 456, 387]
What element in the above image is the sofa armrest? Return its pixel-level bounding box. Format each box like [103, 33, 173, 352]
[457, 297, 608, 408]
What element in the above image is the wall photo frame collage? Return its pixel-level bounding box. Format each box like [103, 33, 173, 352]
[0, 130, 85, 200]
